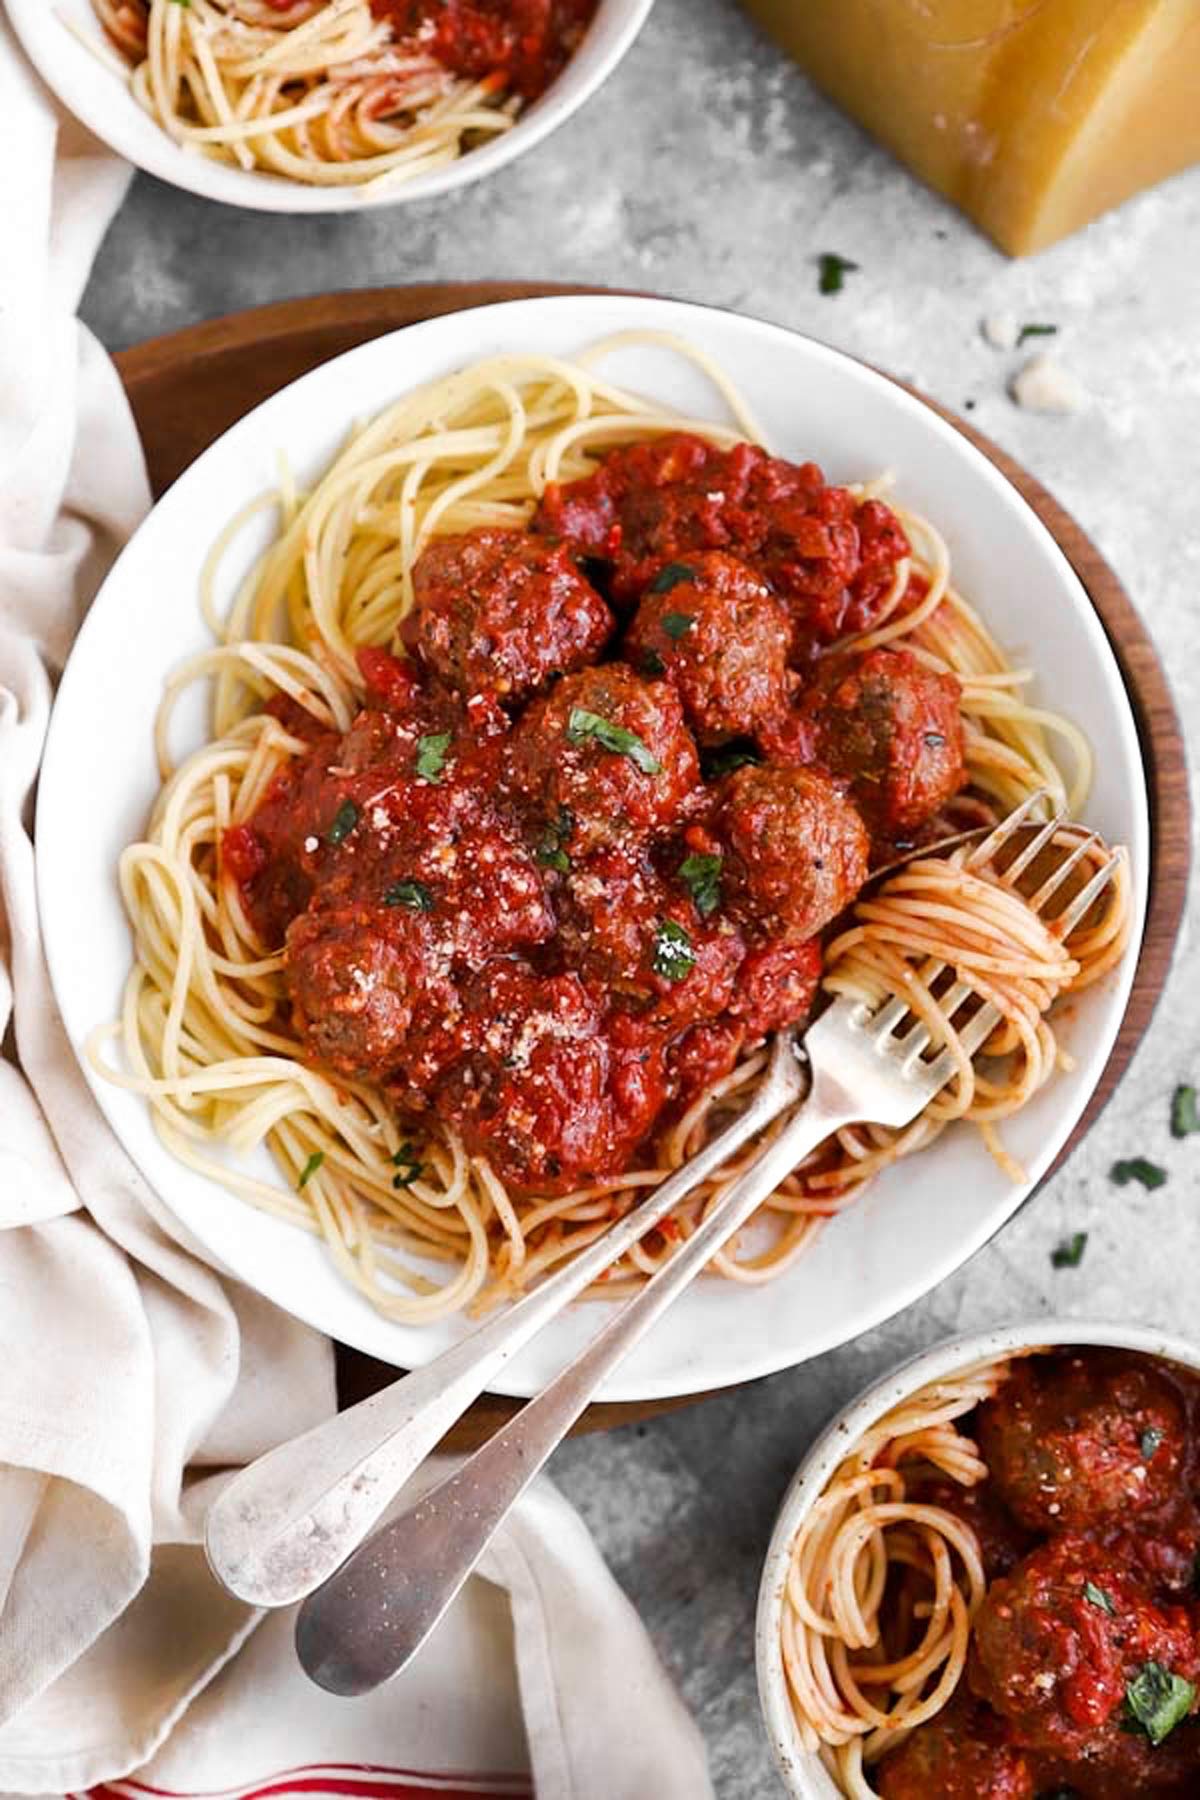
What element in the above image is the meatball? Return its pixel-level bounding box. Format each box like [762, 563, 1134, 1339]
[714, 763, 869, 940]
[532, 431, 911, 642]
[668, 1018, 746, 1107]
[430, 964, 667, 1193]
[876, 1698, 1034, 1800]
[622, 551, 792, 744]
[727, 938, 823, 1037]
[800, 646, 965, 839]
[408, 527, 612, 703]
[559, 845, 744, 1028]
[507, 664, 701, 854]
[977, 1352, 1187, 1534]
[969, 1535, 1200, 1756]
[286, 900, 449, 1082]
[1042, 1713, 1200, 1794]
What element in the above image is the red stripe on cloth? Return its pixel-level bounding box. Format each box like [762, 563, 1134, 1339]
[84, 1767, 532, 1800]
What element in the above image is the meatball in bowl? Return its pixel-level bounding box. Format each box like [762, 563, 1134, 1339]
[756, 1322, 1200, 1800]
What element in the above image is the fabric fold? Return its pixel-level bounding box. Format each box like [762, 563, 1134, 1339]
[0, 15, 713, 1797]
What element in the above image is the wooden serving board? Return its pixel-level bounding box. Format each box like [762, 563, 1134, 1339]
[113, 282, 1190, 1445]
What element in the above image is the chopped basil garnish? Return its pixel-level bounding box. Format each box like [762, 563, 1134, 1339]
[818, 252, 859, 295]
[566, 707, 661, 775]
[416, 731, 451, 783]
[661, 611, 695, 640]
[390, 1142, 423, 1189]
[298, 1150, 324, 1189]
[640, 647, 666, 678]
[1084, 1580, 1116, 1616]
[1017, 322, 1058, 346]
[701, 741, 762, 781]
[1141, 1425, 1165, 1461]
[652, 919, 695, 981]
[1111, 1157, 1167, 1190]
[535, 808, 573, 873]
[325, 799, 359, 845]
[679, 851, 723, 918]
[1051, 1231, 1087, 1269]
[383, 879, 434, 912]
[1171, 1084, 1199, 1138]
[1125, 1661, 1196, 1745]
[649, 562, 695, 594]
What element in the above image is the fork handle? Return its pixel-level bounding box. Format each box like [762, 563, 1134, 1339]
[294, 1074, 857, 1696]
[206, 1035, 804, 1608]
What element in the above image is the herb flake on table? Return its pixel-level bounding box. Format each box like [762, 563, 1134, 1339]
[1051, 1231, 1087, 1268]
[818, 252, 859, 295]
[1017, 322, 1058, 346]
[566, 707, 661, 774]
[1171, 1083, 1199, 1138]
[1110, 1157, 1167, 1190]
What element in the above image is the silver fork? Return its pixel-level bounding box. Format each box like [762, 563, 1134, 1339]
[289, 804, 1125, 1697]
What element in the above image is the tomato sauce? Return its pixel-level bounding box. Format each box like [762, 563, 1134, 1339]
[368, 0, 599, 100]
[225, 435, 951, 1194]
[880, 1349, 1200, 1800]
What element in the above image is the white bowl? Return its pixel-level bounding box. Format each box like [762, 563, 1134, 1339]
[7, 0, 653, 213]
[36, 293, 1148, 1400]
[755, 1320, 1200, 1799]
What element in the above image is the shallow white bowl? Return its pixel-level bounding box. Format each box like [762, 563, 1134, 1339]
[8, 0, 653, 213]
[755, 1320, 1200, 1799]
[36, 293, 1148, 1399]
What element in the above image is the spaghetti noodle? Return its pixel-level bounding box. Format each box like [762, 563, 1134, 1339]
[780, 1356, 1017, 1799]
[90, 336, 1129, 1323]
[780, 1345, 1200, 1796]
[89, 0, 596, 190]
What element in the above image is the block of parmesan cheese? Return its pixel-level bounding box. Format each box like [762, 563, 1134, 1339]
[741, 0, 1200, 255]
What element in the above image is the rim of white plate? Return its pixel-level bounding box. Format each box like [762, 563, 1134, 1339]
[35, 294, 1149, 1400]
[7, 0, 655, 213]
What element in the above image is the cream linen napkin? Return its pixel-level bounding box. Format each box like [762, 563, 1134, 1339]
[0, 18, 713, 1800]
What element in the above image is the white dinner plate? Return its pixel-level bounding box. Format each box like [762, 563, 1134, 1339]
[36, 295, 1149, 1400]
[8, 0, 653, 213]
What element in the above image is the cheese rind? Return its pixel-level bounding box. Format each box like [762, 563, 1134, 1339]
[741, 0, 1200, 255]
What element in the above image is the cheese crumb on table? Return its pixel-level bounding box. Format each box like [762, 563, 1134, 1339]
[1010, 354, 1085, 415]
[981, 312, 1018, 351]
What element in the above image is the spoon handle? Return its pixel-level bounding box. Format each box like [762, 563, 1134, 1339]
[205, 1033, 804, 1607]
[294, 1086, 846, 1696]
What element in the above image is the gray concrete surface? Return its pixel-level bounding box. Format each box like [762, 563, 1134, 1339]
[81, 0, 1200, 1792]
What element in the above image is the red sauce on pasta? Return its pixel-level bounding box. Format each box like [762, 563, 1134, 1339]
[368, 0, 599, 99]
[879, 1349, 1200, 1800]
[225, 436, 963, 1194]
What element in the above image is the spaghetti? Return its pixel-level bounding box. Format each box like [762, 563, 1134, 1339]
[780, 1355, 1017, 1799]
[91, 336, 1129, 1324]
[780, 1346, 1200, 1797]
[88, 0, 596, 190]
